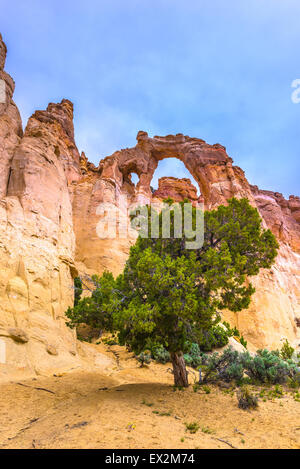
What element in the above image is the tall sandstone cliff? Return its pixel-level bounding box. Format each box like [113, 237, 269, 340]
[0, 35, 299, 380]
[0, 35, 111, 381]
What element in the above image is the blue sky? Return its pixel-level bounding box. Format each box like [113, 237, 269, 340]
[1, 0, 299, 196]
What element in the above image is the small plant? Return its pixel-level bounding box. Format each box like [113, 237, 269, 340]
[136, 352, 151, 367]
[180, 437, 185, 442]
[280, 339, 295, 360]
[202, 385, 211, 394]
[294, 391, 300, 402]
[237, 387, 258, 410]
[269, 384, 283, 399]
[173, 385, 185, 391]
[151, 345, 170, 364]
[201, 426, 214, 434]
[240, 336, 248, 349]
[141, 399, 154, 407]
[287, 375, 300, 390]
[102, 337, 119, 346]
[185, 422, 200, 434]
[193, 383, 200, 393]
[74, 277, 83, 306]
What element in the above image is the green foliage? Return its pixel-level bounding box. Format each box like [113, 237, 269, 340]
[240, 336, 248, 349]
[201, 426, 214, 434]
[294, 391, 300, 402]
[184, 343, 202, 368]
[117, 199, 277, 361]
[141, 399, 154, 407]
[222, 321, 240, 337]
[237, 387, 258, 410]
[102, 335, 119, 346]
[136, 352, 151, 366]
[151, 345, 171, 364]
[74, 277, 83, 306]
[287, 373, 300, 389]
[222, 321, 248, 349]
[66, 272, 117, 331]
[241, 349, 298, 384]
[199, 325, 229, 351]
[202, 346, 244, 383]
[185, 422, 200, 434]
[202, 385, 211, 394]
[280, 339, 295, 360]
[201, 346, 299, 386]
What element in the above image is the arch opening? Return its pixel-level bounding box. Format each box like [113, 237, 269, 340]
[129, 172, 139, 187]
[151, 158, 202, 201]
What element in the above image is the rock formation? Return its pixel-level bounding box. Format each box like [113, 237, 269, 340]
[0, 34, 299, 380]
[0, 35, 111, 381]
[152, 177, 199, 204]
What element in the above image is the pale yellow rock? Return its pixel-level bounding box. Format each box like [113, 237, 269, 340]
[7, 328, 29, 343]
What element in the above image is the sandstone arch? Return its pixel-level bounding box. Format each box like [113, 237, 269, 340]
[97, 131, 254, 209]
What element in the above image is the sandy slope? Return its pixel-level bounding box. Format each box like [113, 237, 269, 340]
[0, 343, 299, 449]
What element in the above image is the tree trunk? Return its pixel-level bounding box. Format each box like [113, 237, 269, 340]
[171, 351, 189, 387]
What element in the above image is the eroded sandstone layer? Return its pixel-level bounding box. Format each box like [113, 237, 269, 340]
[153, 177, 199, 204]
[0, 34, 299, 380]
[0, 35, 111, 380]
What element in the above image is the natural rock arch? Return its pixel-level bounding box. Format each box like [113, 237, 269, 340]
[98, 131, 254, 209]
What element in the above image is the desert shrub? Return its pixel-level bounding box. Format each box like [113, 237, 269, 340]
[287, 372, 300, 389]
[237, 387, 258, 410]
[136, 352, 151, 366]
[241, 349, 297, 384]
[188, 344, 299, 386]
[151, 345, 171, 364]
[185, 422, 200, 434]
[202, 346, 244, 383]
[280, 339, 295, 360]
[184, 343, 203, 368]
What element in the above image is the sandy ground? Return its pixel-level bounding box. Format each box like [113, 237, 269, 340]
[0, 343, 299, 449]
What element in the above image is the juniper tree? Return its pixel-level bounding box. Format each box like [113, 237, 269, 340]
[66, 198, 278, 387]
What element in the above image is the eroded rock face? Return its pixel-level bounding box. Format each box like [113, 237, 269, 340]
[0, 37, 111, 381]
[0, 34, 299, 380]
[0, 34, 23, 199]
[153, 177, 199, 204]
